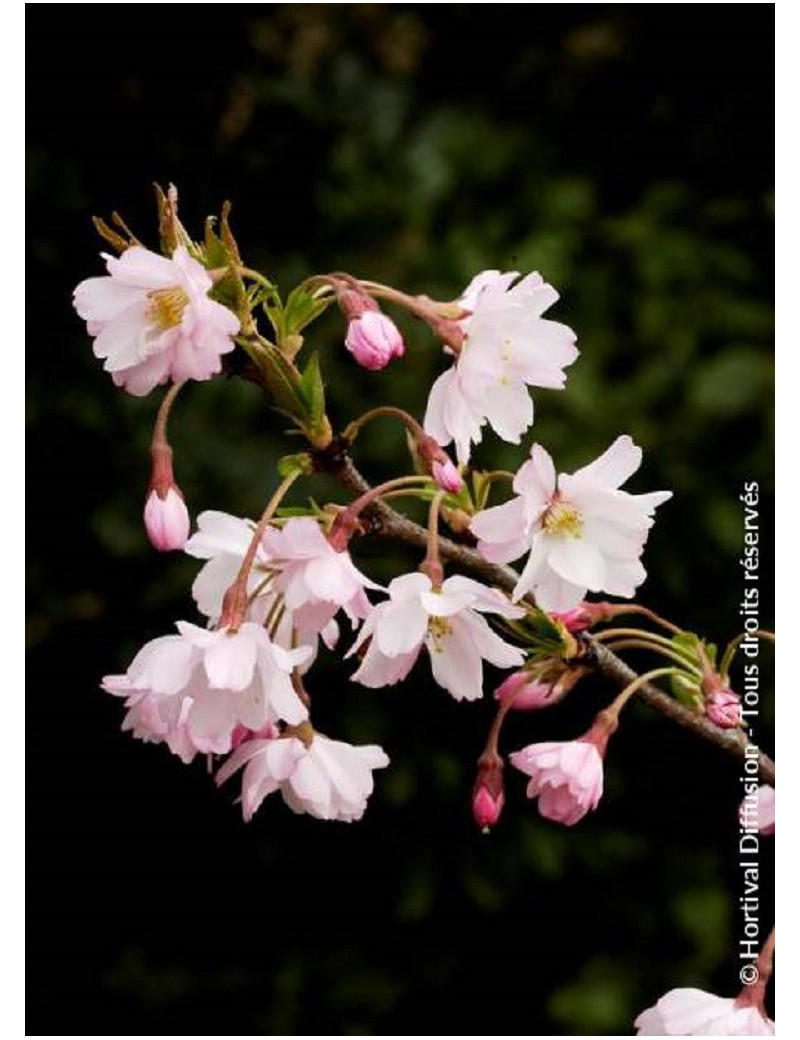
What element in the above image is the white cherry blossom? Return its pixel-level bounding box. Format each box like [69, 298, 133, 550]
[424, 270, 578, 463]
[348, 572, 524, 701]
[471, 435, 671, 611]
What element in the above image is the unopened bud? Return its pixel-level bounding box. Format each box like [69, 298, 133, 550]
[339, 289, 404, 371]
[494, 670, 559, 710]
[144, 443, 189, 551]
[705, 686, 742, 728]
[472, 752, 504, 833]
[416, 432, 463, 493]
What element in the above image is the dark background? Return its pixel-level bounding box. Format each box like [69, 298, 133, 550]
[27, 5, 774, 1035]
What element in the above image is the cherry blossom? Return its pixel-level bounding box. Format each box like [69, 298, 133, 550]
[73, 245, 239, 395]
[348, 572, 524, 701]
[102, 622, 311, 761]
[423, 270, 578, 464]
[261, 516, 381, 633]
[471, 435, 671, 610]
[634, 988, 774, 1035]
[216, 729, 389, 822]
[510, 738, 605, 826]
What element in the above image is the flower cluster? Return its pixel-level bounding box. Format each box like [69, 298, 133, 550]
[75, 189, 774, 1034]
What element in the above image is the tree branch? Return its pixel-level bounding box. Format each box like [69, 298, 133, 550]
[316, 446, 775, 787]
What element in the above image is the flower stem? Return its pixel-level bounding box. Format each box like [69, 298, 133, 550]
[720, 630, 776, 677]
[328, 475, 433, 551]
[601, 638, 704, 676]
[344, 405, 426, 442]
[220, 470, 302, 630]
[420, 490, 446, 586]
[593, 627, 700, 669]
[612, 604, 683, 635]
[152, 380, 185, 448]
[604, 666, 682, 723]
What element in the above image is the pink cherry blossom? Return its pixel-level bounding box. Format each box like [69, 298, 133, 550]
[102, 621, 311, 761]
[740, 784, 775, 836]
[471, 435, 671, 611]
[423, 270, 578, 464]
[510, 738, 605, 825]
[73, 245, 239, 396]
[216, 730, 389, 822]
[185, 511, 341, 651]
[634, 988, 774, 1035]
[261, 516, 381, 633]
[143, 487, 190, 551]
[345, 312, 404, 370]
[348, 572, 524, 701]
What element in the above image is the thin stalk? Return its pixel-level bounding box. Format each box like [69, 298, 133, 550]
[720, 630, 776, 676]
[220, 470, 302, 629]
[602, 639, 703, 676]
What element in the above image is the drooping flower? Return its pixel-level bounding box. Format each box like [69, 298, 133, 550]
[185, 511, 341, 649]
[261, 516, 381, 633]
[348, 572, 524, 701]
[143, 486, 190, 551]
[510, 721, 611, 826]
[216, 727, 390, 822]
[634, 987, 774, 1035]
[102, 622, 311, 762]
[423, 270, 578, 464]
[740, 784, 775, 836]
[73, 245, 239, 396]
[471, 436, 671, 610]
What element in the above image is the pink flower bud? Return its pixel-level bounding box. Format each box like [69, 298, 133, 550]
[705, 687, 741, 728]
[472, 785, 504, 831]
[345, 312, 404, 371]
[472, 753, 504, 832]
[143, 487, 190, 551]
[494, 670, 558, 710]
[431, 457, 463, 493]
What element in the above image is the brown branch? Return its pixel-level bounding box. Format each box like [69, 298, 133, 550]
[316, 446, 776, 787]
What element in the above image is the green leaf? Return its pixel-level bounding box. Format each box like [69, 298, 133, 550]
[277, 453, 313, 478]
[284, 285, 333, 336]
[296, 353, 326, 430]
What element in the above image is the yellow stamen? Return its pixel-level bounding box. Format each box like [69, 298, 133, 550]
[147, 287, 189, 330]
[542, 500, 583, 538]
[427, 615, 453, 652]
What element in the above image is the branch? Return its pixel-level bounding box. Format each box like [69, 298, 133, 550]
[316, 445, 775, 786]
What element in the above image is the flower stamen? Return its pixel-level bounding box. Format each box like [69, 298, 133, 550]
[542, 499, 583, 538]
[148, 286, 190, 330]
[427, 615, 453, 652]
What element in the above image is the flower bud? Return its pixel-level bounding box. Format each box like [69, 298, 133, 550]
[494, 670, 559, 710]
[431, 457, 463, 493]
[416, 432, 463, 493]
[472, 752, 504, 832]
[145, 441, 190, 551]
[705, 686, 742, 728]
[339, 288, 404, 371]
[143, 486, 190, 551]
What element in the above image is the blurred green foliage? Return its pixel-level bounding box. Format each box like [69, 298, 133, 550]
[28, 5, 773, 1035]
